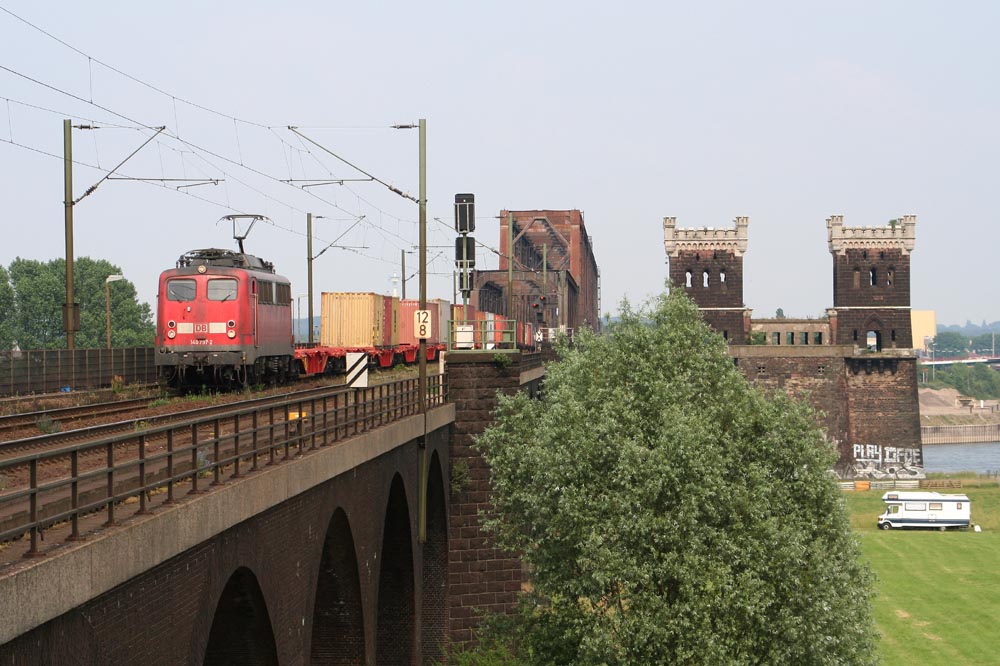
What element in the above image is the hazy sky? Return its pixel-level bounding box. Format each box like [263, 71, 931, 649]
[1, 2, 997, 326]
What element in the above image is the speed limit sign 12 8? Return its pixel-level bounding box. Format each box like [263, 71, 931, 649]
[414, 310, 432, 339]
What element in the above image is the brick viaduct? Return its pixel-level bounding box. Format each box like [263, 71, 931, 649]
[0, 353, 545, 665]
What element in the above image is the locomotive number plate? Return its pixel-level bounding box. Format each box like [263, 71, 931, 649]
[191, 339, 213, 345]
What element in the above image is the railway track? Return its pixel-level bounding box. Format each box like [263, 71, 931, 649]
[0, 375, 442, 559]
[0, 384, 347, 458]
[0, 397, 156, 440]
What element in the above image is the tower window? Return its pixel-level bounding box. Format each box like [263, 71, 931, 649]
[891, 329, 896, 342]
[723, 330, 729, 340]
[853, 268, 860, 288]
[703, 270, 710, 288]
[887, 268, 894, 287]
[720, 269, 726, 283]
[853, 329, 858, 342]
[869, 267, 877, 286]
[685, 270, 692, 288]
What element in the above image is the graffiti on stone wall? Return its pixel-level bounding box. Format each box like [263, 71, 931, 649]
[846, 443, 924, 479]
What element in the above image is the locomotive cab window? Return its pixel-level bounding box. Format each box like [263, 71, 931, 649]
[207, 278, 238, 301]
[166, 279, 196, 302]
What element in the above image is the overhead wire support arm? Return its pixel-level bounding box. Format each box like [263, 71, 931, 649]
[72, 126, 165, 205]
[280, 178, 374, 188]
[106, 177, 222, 189]
[287, 126, 418, 203]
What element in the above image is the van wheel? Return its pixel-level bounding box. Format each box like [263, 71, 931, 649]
[880, 523, 892, 530]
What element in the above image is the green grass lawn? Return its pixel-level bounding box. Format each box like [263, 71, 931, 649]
[844, 479, 1000, 666]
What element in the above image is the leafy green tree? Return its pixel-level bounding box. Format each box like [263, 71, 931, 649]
[4, 257, 153, 350]
[0, 265, 14, 348]
[932, 331, 968, 357]
[933, 363, 1000, 400]
[969, 332, 997, 355]
[474, 290, 876, 666]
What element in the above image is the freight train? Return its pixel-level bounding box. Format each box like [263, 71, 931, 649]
[154, 248, 449, 391]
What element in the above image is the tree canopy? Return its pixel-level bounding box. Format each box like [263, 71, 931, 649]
[473, 290, 876, 666]
[932, 331, 969, 357]
[0, 257, 154, 350]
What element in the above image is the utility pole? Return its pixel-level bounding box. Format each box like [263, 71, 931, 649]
[307, 213, 315, 344]
[418, 118, 427, 413]
[63, 119, 78, 349]
[417, 118, 428, 544]
[401, 249, 407, 300]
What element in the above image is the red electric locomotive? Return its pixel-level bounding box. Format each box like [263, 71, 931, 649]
[155, 248, 294, 390]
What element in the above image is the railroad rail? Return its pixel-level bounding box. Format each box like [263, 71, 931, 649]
[0, 374, 447, 559]
[0, 397, 155, 440]
[0, 384, 348, 457]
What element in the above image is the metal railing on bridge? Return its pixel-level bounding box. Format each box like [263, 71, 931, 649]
[447, 317, 564, 352]
[0, 374, 447, 558]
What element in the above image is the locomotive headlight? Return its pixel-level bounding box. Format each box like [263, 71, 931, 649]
[167, 320, 176, 329]
[167, 330, 176, 339]
[227, 320, 236, 329]
[227, 330, 236, 339]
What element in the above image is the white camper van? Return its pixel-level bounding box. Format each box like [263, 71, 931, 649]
[878, 491, 971, 531]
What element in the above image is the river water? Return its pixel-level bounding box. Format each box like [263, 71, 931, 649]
[922, 442, 1000, 474]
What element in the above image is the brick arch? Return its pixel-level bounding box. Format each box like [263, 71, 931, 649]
[421, 450, 449, 664]
[202, 567, 278, 666]
[863, 315, 886, 351]
[376, 473, 415, 664]
[310, 507, 366, 665]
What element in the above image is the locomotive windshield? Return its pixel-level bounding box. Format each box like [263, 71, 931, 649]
[207, 278, 238, 302]
[166, 279, 196, 301]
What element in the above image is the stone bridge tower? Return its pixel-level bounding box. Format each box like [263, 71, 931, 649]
[827, 215, 916, 350]
[663, 216, 750, 343]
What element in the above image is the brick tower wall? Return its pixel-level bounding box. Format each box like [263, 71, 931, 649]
[731, 346, 922, 477]
[668, 250, 747, 343]
[845, 356, 922, 472]
[831, 248, 913, 347]
[446, 352, 542, 649]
